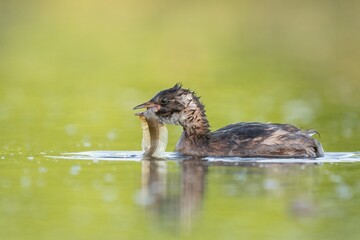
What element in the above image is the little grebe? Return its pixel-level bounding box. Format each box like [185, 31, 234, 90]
[134, 84, 324, 158]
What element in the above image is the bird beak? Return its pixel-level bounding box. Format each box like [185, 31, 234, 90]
[133, 101, 160, 110]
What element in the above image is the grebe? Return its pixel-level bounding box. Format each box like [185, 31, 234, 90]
[134, 84, 324, 158]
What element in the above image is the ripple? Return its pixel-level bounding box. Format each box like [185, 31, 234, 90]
[47, 151, 360, 164]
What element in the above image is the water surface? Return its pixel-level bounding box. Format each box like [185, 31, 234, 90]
[1, 1, 360, 239]
[1, 151, 360, 240]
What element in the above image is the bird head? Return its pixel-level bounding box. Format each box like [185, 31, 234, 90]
[133, 83, 198, 125]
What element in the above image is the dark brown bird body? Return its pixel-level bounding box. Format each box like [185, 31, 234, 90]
[134, 84, 324, 158]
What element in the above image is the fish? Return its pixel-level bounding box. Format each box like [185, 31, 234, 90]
[136, 108, 168, 158]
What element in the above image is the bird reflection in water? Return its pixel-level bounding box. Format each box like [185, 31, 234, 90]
[136, 159, 321, 232]
[137, 158, 207, 231]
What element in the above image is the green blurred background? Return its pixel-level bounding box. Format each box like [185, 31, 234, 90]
[1, 1, 360, 240]
[1, 0, 359, 153]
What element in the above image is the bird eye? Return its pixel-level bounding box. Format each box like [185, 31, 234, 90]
[160, 97, 168, 104]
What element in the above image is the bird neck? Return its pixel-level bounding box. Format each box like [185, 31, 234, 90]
[179, 92, 210, 138]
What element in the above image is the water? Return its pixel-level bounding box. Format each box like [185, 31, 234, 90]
[52, 151, 360, 163]
[1, 151, 360, 240]
[1, 1, 360, 239]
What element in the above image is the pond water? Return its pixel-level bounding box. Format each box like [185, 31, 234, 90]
[1, 151, 360, 240]
[1, 1, 360, 239]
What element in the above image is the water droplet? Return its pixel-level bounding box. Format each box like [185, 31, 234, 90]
[263, 178, 279, 190]
[83, 142, 92, 148]
[38, 166, 48, 173]
[82, 137, 92, 148]
[104, 173, 114, 183]
[233, 172, 247, 182]
[65, 124, 77, 136]
[70, 165, 82, 175]
[330, 174, 342, 183]
[20, 176, 32, 188]
[336, 184, 353, 199]
[107, 130, 117, 141]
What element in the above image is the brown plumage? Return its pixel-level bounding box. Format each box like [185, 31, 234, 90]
[134, 84, 324, 158]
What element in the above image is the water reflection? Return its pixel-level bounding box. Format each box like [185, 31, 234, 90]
[46, 151, 360, 237]
[138, 160, 321, 231]
[138, 159, 207, 231]
[139, 160, 167, 207]
[180, 159, 207, 229]
[138, 160, 326, 231]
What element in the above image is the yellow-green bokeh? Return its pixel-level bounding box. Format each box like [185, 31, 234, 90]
[1, 2, 360, 240]
[1, 0, 359, 153]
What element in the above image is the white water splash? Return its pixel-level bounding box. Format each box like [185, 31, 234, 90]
[48, 151, 360, 163]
